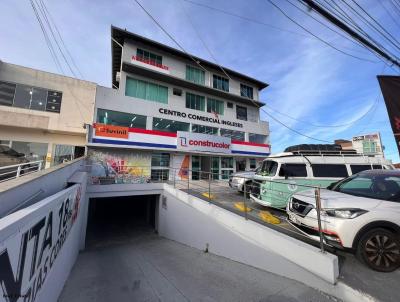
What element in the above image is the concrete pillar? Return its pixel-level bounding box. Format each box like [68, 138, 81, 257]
[146, 116, 153, 130]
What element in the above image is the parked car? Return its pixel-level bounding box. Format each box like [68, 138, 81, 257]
[250, 145, 393, 209]
[0, 145, 30, 181]
[229, 167, 260, 193]
[287, 170, 400, 272]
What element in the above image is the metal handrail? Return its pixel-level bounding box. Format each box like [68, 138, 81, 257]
[0, 160, 43, 182]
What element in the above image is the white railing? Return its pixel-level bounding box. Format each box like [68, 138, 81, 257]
[0, 160, 44, 183]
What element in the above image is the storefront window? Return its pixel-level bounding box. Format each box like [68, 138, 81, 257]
[220, 129, 245, 141]
[192, 124, 218, 135]
[153, 118, 189, 133]
[0, 140, 10, 146]
[192, 156, 200, 180]
[11, 141, 47, 164]
[221, 156, 234, 180]
[97, 109, 146, 128]
[236, 158, 246, 172]
[53, 145, 74, 166]
[151, 153, 170, 180]
[249, 133, 267, 144]
[211, 157, 220, 180]
[249, 158, 257, 169]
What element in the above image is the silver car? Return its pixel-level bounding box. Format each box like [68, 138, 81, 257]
[229, 167, 260, 193]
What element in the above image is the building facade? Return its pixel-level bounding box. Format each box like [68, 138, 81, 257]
[335, 132, 384, 158]
[88, 27, 270, 182]
[0, 61, 96, 168]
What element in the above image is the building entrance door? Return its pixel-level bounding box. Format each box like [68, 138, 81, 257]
[236, 158, 247, 172]
[200, 156, 211, 179]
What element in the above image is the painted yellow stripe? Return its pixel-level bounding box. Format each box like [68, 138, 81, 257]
[234, 202, 252, 212]
[259, 211, 281, 224]
[201, 192, 215, 200]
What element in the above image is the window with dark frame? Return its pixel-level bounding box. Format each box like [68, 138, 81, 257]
[0, 80, 62, 113]
[236, 105, 247, 121]
[279, 164, 307, 177]
[240, 84, 253, 99]
[311, 164, 348, 178]
[186, 92, 205, 111]
[137, 48, 162, 66]
[212, 74, 229, 92]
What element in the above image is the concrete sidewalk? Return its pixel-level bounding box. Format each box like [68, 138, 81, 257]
[59, 230, 336, 302]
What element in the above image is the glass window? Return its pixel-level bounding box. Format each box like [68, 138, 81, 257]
[97, 109, 147, 128]
[125, 77, 168, 104]
[363, 141, 378, 154]
[249, 158, 257, 169]
[312, 164, 348, 178]
[192, 124, 218, 135]
[236, 105, 247, 121]
[213, 75, 229, 92]
[220, 129, 245, 141]
[137, 48, 162, 65]
[333, 173, 400, 202]
[13, 84, 32, 109]
[186, 65, 205, 85]
[372, 165, 383, 169]
[221, 157, 233, 168]
[0, 81, 16, 106]
[258, 160, 278, 176]
[350, 165, 372, 174]
[192, 156, 200, 180]
[153, 118, 189, 133]
[207, 98, 224, 115]
[45, 91, 62, 113]
[249, 133, 267, 144]
[11, 141, 47, 163]
[279, 164, 307, 177]
[30, 87, 47, 111]
[236, 158, 246, 172]
[240, 84, 253, 99]
[211, 156, 219, 180]
[151, 153, 170, 181]
[53, 145, 74, 166]
[186, 93, 205, 111]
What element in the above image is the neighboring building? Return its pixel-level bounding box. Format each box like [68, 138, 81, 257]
[335, 132, 384, 157]
[0, 61, 96, 168]
[88, 26, 270, 182]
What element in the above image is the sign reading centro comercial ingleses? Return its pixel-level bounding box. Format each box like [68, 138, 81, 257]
[177, 131, 231, 154]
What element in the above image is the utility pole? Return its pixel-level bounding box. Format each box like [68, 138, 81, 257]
[300, 0, 400, 68]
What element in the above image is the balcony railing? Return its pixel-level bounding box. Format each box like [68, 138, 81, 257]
[0, 160, 44, 183]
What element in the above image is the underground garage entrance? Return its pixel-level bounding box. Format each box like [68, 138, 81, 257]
[85, 195, 158, 248]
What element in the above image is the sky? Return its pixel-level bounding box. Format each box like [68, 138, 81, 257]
[1, 0, 400, 161]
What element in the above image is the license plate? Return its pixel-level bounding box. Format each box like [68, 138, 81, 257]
[288, 213, 299, 224]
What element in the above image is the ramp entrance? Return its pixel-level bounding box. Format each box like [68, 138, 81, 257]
[86, 195, 158, 248]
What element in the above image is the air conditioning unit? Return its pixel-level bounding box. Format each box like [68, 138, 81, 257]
[116, 72, 121, 83]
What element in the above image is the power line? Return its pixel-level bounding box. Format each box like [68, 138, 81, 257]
[29, 0, 64, 74]
[299, 0, 400, 69]
[265, 0, 377, 63]
[34, 0, 77, 78]
[133, 0, 208, 73]
[38, 0, 84, 79]
[135, 0, 334, 143]
[378, 0, 400, 31]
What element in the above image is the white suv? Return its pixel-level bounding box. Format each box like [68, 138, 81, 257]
[287, 170, 400, 272]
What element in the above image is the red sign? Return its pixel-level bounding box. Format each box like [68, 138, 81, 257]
[95, 123, 129, 139]
[132, 55, 169, 70]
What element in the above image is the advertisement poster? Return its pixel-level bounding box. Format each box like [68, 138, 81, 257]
[0, 185, 81, 302]
[88, 149, 151, 184]
[171, 154, 190, 181]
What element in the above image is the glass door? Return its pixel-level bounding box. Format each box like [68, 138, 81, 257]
[192, 156, 200, 180]
[211, 157, 220, 180]
[221, 157, 234, 180]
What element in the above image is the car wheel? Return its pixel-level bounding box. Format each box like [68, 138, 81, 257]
[357, 228, 400, 272]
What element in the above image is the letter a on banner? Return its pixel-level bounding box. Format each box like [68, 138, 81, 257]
[377, 76, 400, 155]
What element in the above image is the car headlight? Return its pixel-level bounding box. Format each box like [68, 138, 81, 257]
[321, 208, 368, 219]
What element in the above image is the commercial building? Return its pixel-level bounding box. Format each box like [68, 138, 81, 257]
[0, 61, 96, 168]
[87, 26, 271, 182]
[335, 132, 384, 158]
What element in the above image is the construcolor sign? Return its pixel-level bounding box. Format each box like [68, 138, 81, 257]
[0, 185, 81, 302]
[177, 131, 231, 154]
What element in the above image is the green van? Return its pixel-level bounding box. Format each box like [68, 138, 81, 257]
[249, 150, 393, 209]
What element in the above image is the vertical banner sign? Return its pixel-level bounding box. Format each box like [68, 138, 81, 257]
[378, 76, 400, 154]
[0, 185, 81, 302]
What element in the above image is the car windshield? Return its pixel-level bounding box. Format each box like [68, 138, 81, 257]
[332, 173, 400, 201]
[257, 160, 278, 176]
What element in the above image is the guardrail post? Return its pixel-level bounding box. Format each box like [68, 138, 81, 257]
[243, 179, 248, 220]
[16, 165, 22, 178]
[187, 169, 190, 191]
[315, 187, 325, 253]
[208, 172, 211, 203]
